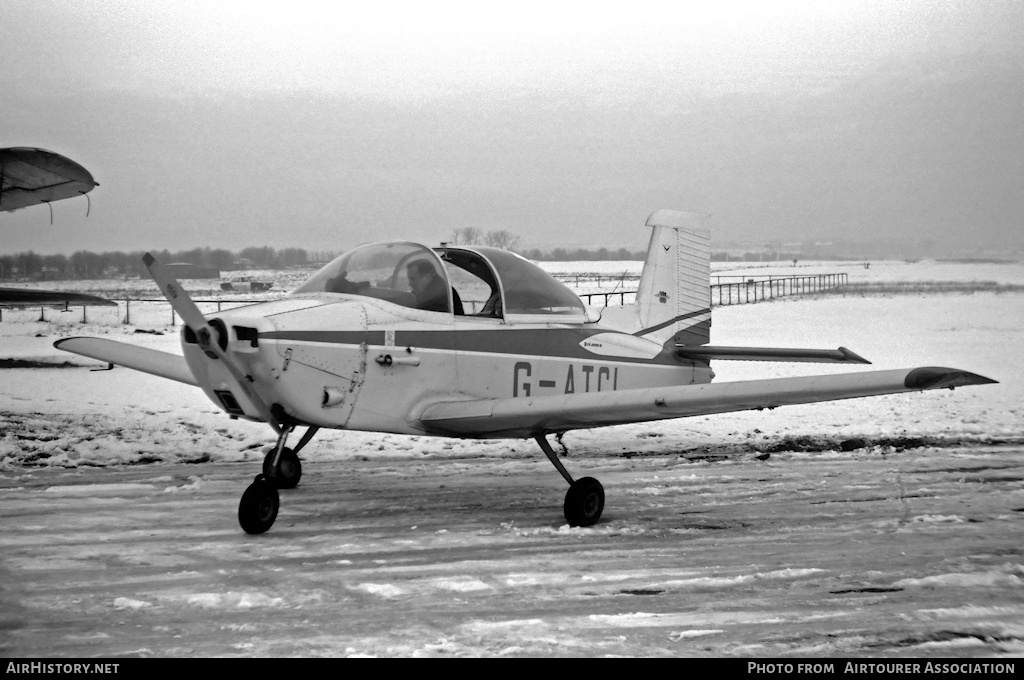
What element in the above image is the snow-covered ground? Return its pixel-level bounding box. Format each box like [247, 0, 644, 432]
[1, 260, 1022, 657]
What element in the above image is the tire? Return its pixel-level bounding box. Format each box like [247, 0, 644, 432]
[238, 477, 279, 534]
[263, 447, 302, 489]
[563, 476, 605, 527]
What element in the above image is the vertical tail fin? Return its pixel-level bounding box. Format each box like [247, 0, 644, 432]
[634, 210, 710, 347]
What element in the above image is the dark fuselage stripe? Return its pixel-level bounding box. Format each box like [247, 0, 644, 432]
[263, 330, 385, 345]
[262, 327, 691, 365]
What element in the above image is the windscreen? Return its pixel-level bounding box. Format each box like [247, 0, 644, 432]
[291, 242, 452, 313]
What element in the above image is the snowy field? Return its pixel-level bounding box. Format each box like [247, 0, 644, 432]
[1, 260, 1023, 657]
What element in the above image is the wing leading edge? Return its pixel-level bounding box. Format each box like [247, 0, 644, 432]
[54, 337, 197, 386]
[415, 367, 996, 438]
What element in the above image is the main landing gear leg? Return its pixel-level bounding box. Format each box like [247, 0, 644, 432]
[239, 425, 321, 535]
[535, 435, 605, 527]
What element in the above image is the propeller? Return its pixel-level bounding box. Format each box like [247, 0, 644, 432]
[143, 252, 282, 434]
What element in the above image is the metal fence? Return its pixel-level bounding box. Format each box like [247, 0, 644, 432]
[579, 273, 848, 307]
[578, 290, 637, 306]
[710, 273, 848, 306]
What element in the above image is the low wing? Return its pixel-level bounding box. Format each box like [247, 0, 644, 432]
[675, 345, 870, 364]
[0, 287, 116, 307]
[415, 367, 996, 438]
[0, 147, 98, 212]
[54, 337, 198, 386]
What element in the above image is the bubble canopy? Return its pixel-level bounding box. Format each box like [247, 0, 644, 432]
[291, 242, 587, 319]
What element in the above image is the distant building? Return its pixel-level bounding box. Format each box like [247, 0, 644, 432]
[162, 263, 220, 279]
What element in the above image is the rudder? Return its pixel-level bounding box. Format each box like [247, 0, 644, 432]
[634, 210, 710, 347]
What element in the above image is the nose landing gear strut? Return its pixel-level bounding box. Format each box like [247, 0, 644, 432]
[238, 424, 320, 534]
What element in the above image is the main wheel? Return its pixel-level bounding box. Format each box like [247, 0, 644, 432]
[263, 447, 302, 489]
[238, 475, 280, 534]
[563, 476, 605, 527]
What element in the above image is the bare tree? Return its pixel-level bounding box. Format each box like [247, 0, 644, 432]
[451, 226, 483, 245]
[484, 230, 520, 250]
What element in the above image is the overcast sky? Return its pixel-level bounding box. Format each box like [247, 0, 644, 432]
[2, 0, 1022, 256]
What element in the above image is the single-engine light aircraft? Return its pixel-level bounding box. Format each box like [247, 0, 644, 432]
[55, 210, 996, 534]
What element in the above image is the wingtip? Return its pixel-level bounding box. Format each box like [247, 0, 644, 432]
[53, 336, 87, 351]
[142, 252, 155, 267]
[838, 346, 871, 364]
[905, 367, 998, 390]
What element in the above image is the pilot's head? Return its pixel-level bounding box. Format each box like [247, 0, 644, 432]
[407, 260, 438, 293]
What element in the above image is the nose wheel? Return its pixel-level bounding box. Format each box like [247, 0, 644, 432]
[238, 475, 279, 534]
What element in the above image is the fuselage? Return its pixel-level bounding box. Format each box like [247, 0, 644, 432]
[182, 293, 711, 438]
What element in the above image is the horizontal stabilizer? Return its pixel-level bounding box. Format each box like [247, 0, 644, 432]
[415, 366, 996, 438]
[675, 345, 870, 364]
[54, 336, 197, 386]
